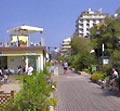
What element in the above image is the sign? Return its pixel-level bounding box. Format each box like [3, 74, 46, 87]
[103, 59, 109, 65]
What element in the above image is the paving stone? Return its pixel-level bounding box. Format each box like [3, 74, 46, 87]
[54, 65, 120, 111]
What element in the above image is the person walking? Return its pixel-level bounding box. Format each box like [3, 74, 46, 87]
[63, 60, 68, 74]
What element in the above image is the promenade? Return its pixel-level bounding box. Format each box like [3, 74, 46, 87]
[53, 65, 120, 111]
[0, 75, 21, 93]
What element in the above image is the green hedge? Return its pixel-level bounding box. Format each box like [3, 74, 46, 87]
[90, 72, 104, 82]
[0, 67, 57, 111]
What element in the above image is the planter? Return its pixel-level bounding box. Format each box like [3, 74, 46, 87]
[20, 44, 27, 47]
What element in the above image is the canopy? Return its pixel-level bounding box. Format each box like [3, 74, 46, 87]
[7, 25, 44, 34]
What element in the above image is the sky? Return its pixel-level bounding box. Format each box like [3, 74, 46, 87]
[0, 0, 120, 48]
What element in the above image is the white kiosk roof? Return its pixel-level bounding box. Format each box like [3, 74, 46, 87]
[7, 25, 44, 34]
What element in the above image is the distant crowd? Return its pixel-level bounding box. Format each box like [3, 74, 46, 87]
[0, 63, 34, 85]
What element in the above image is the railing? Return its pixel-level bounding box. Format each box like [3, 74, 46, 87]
[0, 42, 42, 48]
[0, 90, 14, 105]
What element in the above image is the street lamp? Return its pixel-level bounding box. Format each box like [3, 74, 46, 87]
[96, 30, 100, 65]
[96, 30, 106, 66]
[102, 43, 105, 65]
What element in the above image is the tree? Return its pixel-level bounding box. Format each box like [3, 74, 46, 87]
[69, 36, 95, 71]
[90, 17, 120, 58]
[71, 36, 92, 55]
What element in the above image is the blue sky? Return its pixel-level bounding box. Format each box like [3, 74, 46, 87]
[0, 0, 120, 47]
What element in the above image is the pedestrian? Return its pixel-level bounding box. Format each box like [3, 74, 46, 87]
[49, 62, 55, 74]
[1, 75, 4, 84]
[0, 67, 2, 75]
[54, 66, 58, 76]
[111, 68, 118, 79]
[17, 65, 23, 74]
[109, 68, 119, 89]
[27, 63, 34, 76]
[63, 60, 68, 74]
[4, 74, 8, 84]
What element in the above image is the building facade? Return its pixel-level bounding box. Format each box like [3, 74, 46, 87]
[0, 25, 46, 74]
[114, 7, 120, 18]
[60, 37, 71, 56]
[75, 8, 107, 38]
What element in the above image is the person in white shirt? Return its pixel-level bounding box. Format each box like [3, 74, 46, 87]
[63, 61, 68, 74]
[0, 68, 2, 75]
[112, 68, 118, 79]
[27, 63, 33, 76]
[110, 68, 119, 89]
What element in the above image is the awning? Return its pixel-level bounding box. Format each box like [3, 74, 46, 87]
[7, 25, 44, 34]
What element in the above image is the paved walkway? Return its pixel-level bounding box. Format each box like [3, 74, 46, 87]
[53, 65, 120, 111]
[0, 75, 21, 93]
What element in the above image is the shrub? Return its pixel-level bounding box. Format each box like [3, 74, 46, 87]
[102, 64, 112, 76]
[0, 67, 56, 111]
[46, 98, 57, 107]
[82, 68, 90, 73]
[90, 73, 99, 82]
[72, 53, 95, 72]
[105, 76, 109, 81]
[90, 72, 104, 82]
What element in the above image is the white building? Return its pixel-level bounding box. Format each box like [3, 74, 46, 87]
[0, 25, 46, 74]
[75, 8, 108, 38]
[61, 37, 71, 56]
[114, 7, 120, 18]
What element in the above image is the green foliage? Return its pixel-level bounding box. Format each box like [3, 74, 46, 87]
[46, 98, 57, 107]
[0, 68, 56, 111]
[110, 50, 120, 73]
[105, 76, 109, 81]
[82, 68, 90, 73]
[57, 55, 72, 66]
[72, 52, 95, 71]
[102, 64, 112, 76]
[69, 36, 96, 71]
[71, 36, 92, 55]
[111, 50, 119, 61]
[90, 72, 104, 82]
[91, 17, 120, 58]
[90, 73, 99, 82]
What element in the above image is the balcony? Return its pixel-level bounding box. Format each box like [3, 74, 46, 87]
[0, 41, 42, 48]
[2, 24, 45, 48]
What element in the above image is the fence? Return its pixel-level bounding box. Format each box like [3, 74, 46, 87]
[0, 90, 14, 105]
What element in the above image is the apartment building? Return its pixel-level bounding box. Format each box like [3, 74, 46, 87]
[114, 7, 120, 18]
[61, 37, 71, 56]
[75, 8, 107, 38]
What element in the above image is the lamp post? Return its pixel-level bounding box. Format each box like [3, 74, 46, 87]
[96, 30, 105, 67]
[96, 30, 100, 65]
[102, 43, 104, 65]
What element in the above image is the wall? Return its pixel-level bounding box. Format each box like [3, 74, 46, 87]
[7, 56, 22, 72]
